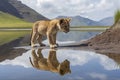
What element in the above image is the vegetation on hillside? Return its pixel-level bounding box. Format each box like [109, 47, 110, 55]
[0, 11, 32, 28]
[114, 10, 120, 23]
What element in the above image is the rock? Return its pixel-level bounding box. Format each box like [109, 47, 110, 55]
[86, 19, 120, 53]
[88, 19, 120, 45]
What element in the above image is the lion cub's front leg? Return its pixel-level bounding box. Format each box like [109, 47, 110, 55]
[52, 33, 59, 47]
[47, 33, 58, 48]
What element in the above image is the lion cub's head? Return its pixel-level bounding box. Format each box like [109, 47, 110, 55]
[58, 59, 71, 76]
[57, 18, 71, 33]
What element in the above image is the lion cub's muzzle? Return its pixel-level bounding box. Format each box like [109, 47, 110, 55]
[64, 29, 69, 33]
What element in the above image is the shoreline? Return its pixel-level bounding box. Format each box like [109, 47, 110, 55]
[0, 35, 119, 60]
[0, 28, 106, 31]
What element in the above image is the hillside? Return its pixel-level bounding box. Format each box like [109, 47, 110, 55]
[0, 0, 48, 22]
[57, 16, 102, 26]
[99, 17, 114, 26]
[0, 11, 31, 28]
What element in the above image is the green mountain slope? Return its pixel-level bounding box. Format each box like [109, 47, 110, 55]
[0, 11, 32, 28]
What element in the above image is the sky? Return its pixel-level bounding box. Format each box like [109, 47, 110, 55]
[18, 0, 120, 21]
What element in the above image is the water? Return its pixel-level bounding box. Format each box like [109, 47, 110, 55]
[0, 31, 120, 80]
[0, 48, 120, 80]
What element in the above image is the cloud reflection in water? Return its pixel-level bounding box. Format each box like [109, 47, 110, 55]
[0, 48, 120, 71]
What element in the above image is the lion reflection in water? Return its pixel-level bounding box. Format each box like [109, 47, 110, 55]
[29, 48, 71, 75]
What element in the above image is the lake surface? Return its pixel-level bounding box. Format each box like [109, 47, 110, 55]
[0, 31, 120, 80]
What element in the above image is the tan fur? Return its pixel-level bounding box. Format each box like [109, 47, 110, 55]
[30, 18, 71, 48]
[29, 48, 71, 75]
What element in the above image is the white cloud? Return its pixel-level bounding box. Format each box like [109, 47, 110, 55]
[88, 72, 107, 80]
[98, 54, 120, 70]
[18, 0, 120, 20]
[68, 76, 83, 80]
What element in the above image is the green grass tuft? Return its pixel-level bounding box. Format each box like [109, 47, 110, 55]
[114, 10, 120, 23]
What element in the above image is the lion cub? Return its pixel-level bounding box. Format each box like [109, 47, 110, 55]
[30, 18, 71, 48]
[29, 48, 71, 75]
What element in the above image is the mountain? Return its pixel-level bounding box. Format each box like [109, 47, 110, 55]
[56, 16, 101, 26]
[0, 0, 21, 18]
[0, 0, 48, 22]
[99, 17, 114, 26]
[57, 16, 115, 26]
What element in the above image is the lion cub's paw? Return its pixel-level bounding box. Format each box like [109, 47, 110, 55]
[56, 43, 59, 47]
[40, 43, 46, 47]
[50, 44, 58, 48]
[31, 44, 37, 48]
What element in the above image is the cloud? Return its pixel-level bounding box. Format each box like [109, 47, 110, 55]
[79, 0, 116, 20]
[98, 54, 120, 70]
[18, 0, 120, 20]
[88, 72, 107, 80]
[67, 76, 83, 80]
[0, 50, 32, 68]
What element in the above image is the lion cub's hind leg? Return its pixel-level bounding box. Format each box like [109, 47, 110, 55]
[31, 32, 38, 47]
[37, 34, 46, 47]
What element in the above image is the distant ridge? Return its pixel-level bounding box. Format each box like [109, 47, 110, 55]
[99, 17, 114, 26]
[56, 16, 101, 26]
[57, 16, 114, 26]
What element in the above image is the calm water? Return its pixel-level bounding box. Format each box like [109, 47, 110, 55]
[0, 31, 120, 80]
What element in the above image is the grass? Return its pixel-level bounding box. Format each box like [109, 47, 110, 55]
[0, 11, 32, 28]
[0, 31, 30, 45]
[114, 10, 120, 23]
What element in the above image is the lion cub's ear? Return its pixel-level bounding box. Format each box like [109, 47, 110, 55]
[66, 18, 72, 22]
[59, 18, 64, 24]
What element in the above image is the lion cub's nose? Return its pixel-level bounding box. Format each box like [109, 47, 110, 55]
[65, 30, 69, 33]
